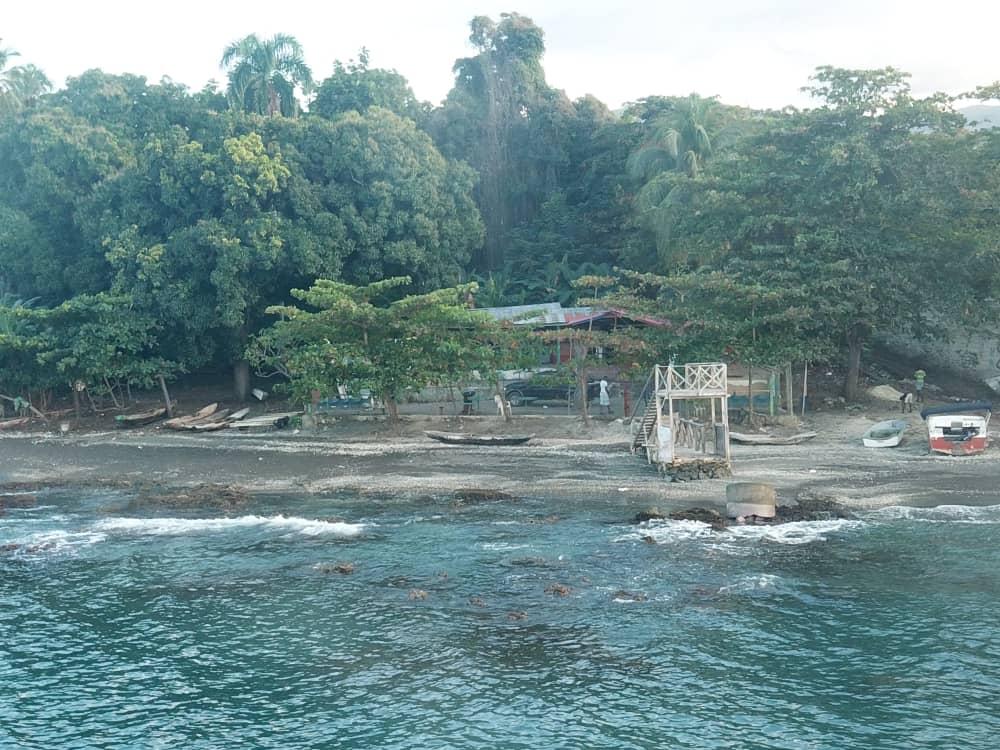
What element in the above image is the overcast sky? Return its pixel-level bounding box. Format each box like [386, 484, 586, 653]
[4, 1, 998, 110]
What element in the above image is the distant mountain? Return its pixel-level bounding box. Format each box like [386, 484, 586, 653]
[959, 105, 1000, 129]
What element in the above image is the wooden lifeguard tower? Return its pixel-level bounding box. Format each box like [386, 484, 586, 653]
[630, 363, 732, 479]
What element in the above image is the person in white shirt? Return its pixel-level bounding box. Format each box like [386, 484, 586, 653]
[599, 379, 611, 415]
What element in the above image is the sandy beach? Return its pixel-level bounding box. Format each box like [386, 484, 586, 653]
[3, 402, 998, 511]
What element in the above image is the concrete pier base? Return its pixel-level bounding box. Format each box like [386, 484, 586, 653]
[725, 482, 777, 518]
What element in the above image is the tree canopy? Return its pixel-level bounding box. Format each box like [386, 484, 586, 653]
[1, 23, 999, 409]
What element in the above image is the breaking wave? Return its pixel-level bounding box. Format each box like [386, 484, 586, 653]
[92, 515, 365, 538]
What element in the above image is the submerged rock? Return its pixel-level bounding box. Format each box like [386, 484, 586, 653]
[452, 488, 517, 505]
[0, 492, 37, 512]
[668, 508, 727, 530]
[408, 589, 429, 601]
[777, 491, 856, 522]
[506, 610, 528, 621]
[315, 562, 355, 575]
[128, 484, 250, 511]
[544, 583, 572, 596]
[633, 507, 666, 523]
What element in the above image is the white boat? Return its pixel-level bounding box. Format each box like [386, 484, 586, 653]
[862, 419, 907, 448]
[920, 401, 992, 456]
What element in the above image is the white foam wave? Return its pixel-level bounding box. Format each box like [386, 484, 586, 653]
[725, 519, 864, 545]
[718, 573, 784, 595]
[92, 515, 365, 538]
[617, 517, 863, 546]
[867, 504, 1000, 524]
[3, 529, 108, 555]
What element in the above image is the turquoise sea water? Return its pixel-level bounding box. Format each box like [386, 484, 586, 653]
[2, 491, 999, 749]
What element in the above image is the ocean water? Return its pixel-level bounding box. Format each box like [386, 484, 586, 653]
[2, 491, 999, 749]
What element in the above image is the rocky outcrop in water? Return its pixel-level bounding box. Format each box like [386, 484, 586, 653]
[776, 491, 856, 522]
[127, 484, 251, 511]
[633, 492, 853, 532]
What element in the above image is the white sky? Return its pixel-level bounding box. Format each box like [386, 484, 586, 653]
[4, 0, 998, 110]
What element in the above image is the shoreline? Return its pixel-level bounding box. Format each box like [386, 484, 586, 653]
[2, 406, 999, 510]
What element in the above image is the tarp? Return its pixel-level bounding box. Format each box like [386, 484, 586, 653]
[920, 401, 992, 420]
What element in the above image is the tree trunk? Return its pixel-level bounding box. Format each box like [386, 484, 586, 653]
[578, 366, 591, 426]
[495, 375, 511, 422]
[234, 360, 250, 402]
[845, 335, 863, 402]
[158, 374, 174, 418]
[385, 393, 400, 425]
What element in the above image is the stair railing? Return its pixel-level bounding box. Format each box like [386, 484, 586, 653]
[627, 370, 656, 427]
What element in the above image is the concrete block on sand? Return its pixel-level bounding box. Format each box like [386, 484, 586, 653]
[726, 482, 777, 518]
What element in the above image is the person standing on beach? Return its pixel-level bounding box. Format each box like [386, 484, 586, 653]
[914, 369, 927, 402]
[598, 379, 611, 415]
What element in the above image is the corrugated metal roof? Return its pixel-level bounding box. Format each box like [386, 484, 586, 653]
[479, 302, 669, 328]
[479, 302, 567, 325]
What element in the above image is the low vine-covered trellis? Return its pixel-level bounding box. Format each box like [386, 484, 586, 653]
[630, 363, 731, 477]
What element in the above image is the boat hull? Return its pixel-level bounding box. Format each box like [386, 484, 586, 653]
[861, 420, 907, 448]
[928, 436, 988, 456]
[424, 430, 533, 446]
[924, 412, 990, 456]
[863, 435, 903, 448]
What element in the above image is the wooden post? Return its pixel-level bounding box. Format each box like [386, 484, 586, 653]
[785, 362, 794, 417]
[801, 362, 809, 415]
[747, 363, 754, 418]
[157, 374, 174, 418]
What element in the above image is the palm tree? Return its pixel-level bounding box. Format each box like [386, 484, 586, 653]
[220, 33, 313, 117]
[0, 42, 51, 115]
[628, 94, 718, 180]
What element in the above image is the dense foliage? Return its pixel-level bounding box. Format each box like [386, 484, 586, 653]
[0, 21, 998, 409]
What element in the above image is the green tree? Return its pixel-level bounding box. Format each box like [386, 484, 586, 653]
[0, 42, 51, 116]
[220, 33, 313, 117]
[638, 67, 979, 399]
[430, 13, 573, 271]
[250, 277, 509, 423]
[0, 107, 126, 300]
[311, 48, 427, 123]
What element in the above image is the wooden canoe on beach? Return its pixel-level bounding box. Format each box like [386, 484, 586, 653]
[729, 431, 818, 446]
[163, 403, 219, 430]
[115, 407, 167, 428]
[424, 430, 534, 446]
[193, 407, 251, 432]
[0, 416, 29, 430]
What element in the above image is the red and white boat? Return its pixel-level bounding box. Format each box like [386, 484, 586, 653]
[920, 401, 992, 456]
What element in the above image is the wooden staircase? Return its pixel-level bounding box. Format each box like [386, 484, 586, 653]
[631, 397, 659, 454]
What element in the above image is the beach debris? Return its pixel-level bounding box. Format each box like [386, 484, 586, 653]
[408, 589, 429, 601]
[544, 583, 572, 596]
